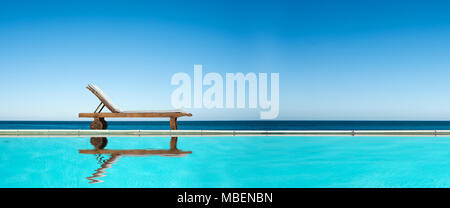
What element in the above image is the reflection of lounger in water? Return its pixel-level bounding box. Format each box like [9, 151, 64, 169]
[81, 137, 191, 184]
[85, 153, 121, 184]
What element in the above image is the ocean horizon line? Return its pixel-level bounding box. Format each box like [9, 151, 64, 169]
[2, 120, 450, 131]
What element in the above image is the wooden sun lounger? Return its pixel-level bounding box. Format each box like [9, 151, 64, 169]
[79, 84, 192, 130]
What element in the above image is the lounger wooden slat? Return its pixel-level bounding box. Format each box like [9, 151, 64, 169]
[79, 84, 192, 130]
[79, 149, 192, 155]
[79, 112, 192, 118]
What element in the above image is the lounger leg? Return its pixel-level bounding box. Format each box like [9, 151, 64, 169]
[90, 118, 104, 130]
[99, 118, 108, 129]
[170, 137, 178, 150]
[170, 117, 178, 130]
[90, 137, 108, 149]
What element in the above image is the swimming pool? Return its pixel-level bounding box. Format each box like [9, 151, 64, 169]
[0, 135, 449, 188]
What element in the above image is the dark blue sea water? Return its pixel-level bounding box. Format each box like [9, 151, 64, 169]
[1, 120, 450, 130]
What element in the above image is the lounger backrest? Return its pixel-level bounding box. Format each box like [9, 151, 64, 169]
[87, 84, 122, 113]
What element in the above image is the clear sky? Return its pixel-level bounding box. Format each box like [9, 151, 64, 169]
[1, 0, 450, 120]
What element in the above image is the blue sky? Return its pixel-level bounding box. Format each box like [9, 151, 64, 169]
[1, 0, 450, 120]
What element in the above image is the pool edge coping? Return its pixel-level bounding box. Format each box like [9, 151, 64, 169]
[0, 129, 450, 137]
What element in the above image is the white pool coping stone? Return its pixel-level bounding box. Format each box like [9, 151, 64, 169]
[0, 129, 450, 137]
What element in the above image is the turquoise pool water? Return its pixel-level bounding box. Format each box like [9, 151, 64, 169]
[0, 136, 449, 188]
